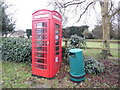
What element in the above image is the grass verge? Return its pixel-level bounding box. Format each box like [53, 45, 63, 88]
[2, 61, 31, 88]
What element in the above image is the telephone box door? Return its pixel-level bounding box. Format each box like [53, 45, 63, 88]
[32, 20, 50, 78]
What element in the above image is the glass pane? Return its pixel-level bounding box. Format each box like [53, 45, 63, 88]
[55, 41, 59, 45]
[36, 53, 44, 57]
[43, 22, 47, 27]
[55, 24, 60, 29]
[36, 47, 47, 52]
[37, 35, 44, 40]
[36, 58, 44, 63]
[36, 64, 44, 69]
[36, 53, 47, 58]
[36, 41, 47, 46]
[55, 35, 60, 40]
[55, 30, 60, 34]
[55, 47, 59, 51]
[37, 22, 47, 28]
[36, 41, 43, 45]
[55, 52, 59, 55]
[36, 29, 44, 34]
[37, 23, 43, 28]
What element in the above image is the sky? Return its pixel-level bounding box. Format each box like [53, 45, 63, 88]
[5, 0, 51, 30]
[4, 0, 118, 31]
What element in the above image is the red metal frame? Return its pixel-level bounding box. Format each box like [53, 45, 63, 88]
[32, 9, 62, 78]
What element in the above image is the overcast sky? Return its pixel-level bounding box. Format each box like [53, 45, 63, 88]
[5, 0, 51, 30]
[4, 0, 119, 31]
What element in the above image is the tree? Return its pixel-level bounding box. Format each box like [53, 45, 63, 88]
[49, 0, 120, 56]
[0, 0, 15, 37]
[26, 29, 32, 39]
[62, 25, 89, 38]
[82, 29, 93, 39]
[100, 0, 120, 55]
[62, 27, 70, 38]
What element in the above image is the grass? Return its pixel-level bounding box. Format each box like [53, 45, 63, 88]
[82, 49, 119, 58]
[62, 41, 119, 49]
[2, 60, 119, 88]
[2, 61, 31, 88]
[86, 42, 119, 49]
[62, 41, 119, 58]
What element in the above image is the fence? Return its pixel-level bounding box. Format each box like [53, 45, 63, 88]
[62, 39, 119, 50]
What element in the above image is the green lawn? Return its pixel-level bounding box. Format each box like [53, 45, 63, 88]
[62, 41, 119, 49]
[86, 42, 119, 49]
[62, 41, 119, 58]
[82, 49, 119, 58]
[2, 61, 31, 88]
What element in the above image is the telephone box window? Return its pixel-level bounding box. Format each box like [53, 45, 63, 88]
[36, 53, 47, 58]
[55, 24, 60, 29]
[36, 53, 44, 57]
[36, 64, 44, 69]
[37, 22, 47, 28]
[55, 47, 59, 51]
[55, 30, 60, 34]
[55, 41, 59, 45]
[36, 29, 44, 34]
[55, 35, 59, 40]
[37, 35, 44, 40]
[36, 58, 44, 63]
[36, 47, 47, 52]
[37, 47, 43, 51]
[36, 41, 47, 46]
[55, 52, 59, 55]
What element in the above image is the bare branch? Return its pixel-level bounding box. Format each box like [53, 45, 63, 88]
[63, 0, 86, 8]
[108, 0, 113, 13]
[77, 2, 94, 22]
[109, 8, 120, 19]
[47, 0, 53, 7]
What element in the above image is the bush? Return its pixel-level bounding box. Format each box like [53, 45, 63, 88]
[2, 37, 31, 63]
[84, 57, 105, 75]
[63, 34, 87, 63]
[69, 34, 87, 49]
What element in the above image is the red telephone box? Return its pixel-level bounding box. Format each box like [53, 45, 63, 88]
[32, 9, 62, 78]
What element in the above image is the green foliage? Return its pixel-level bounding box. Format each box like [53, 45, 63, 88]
[69, 34, 87, 49]
[62, 25, 89, 38]
[2, 37, 31, 63]
[70, 25, 89, 37]
[62, 34, 87, 63]
[84, 57, 105, 75]
[0, 1, 15, 36]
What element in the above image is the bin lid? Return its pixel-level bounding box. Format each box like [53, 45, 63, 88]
[69, 49, 82, 53]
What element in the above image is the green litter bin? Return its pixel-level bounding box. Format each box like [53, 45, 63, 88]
[69, 49, 85, 82]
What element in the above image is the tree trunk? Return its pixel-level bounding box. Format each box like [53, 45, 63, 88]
[100, 0, 111, 56]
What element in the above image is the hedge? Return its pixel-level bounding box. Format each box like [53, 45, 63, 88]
[2, 37, 31, 63]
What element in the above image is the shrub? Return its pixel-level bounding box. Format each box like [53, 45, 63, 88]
[63, 34, 87, 63]
[2, 37, 31, 63]
[69, 34, 87, 49]
[84, 57, 105, 75]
